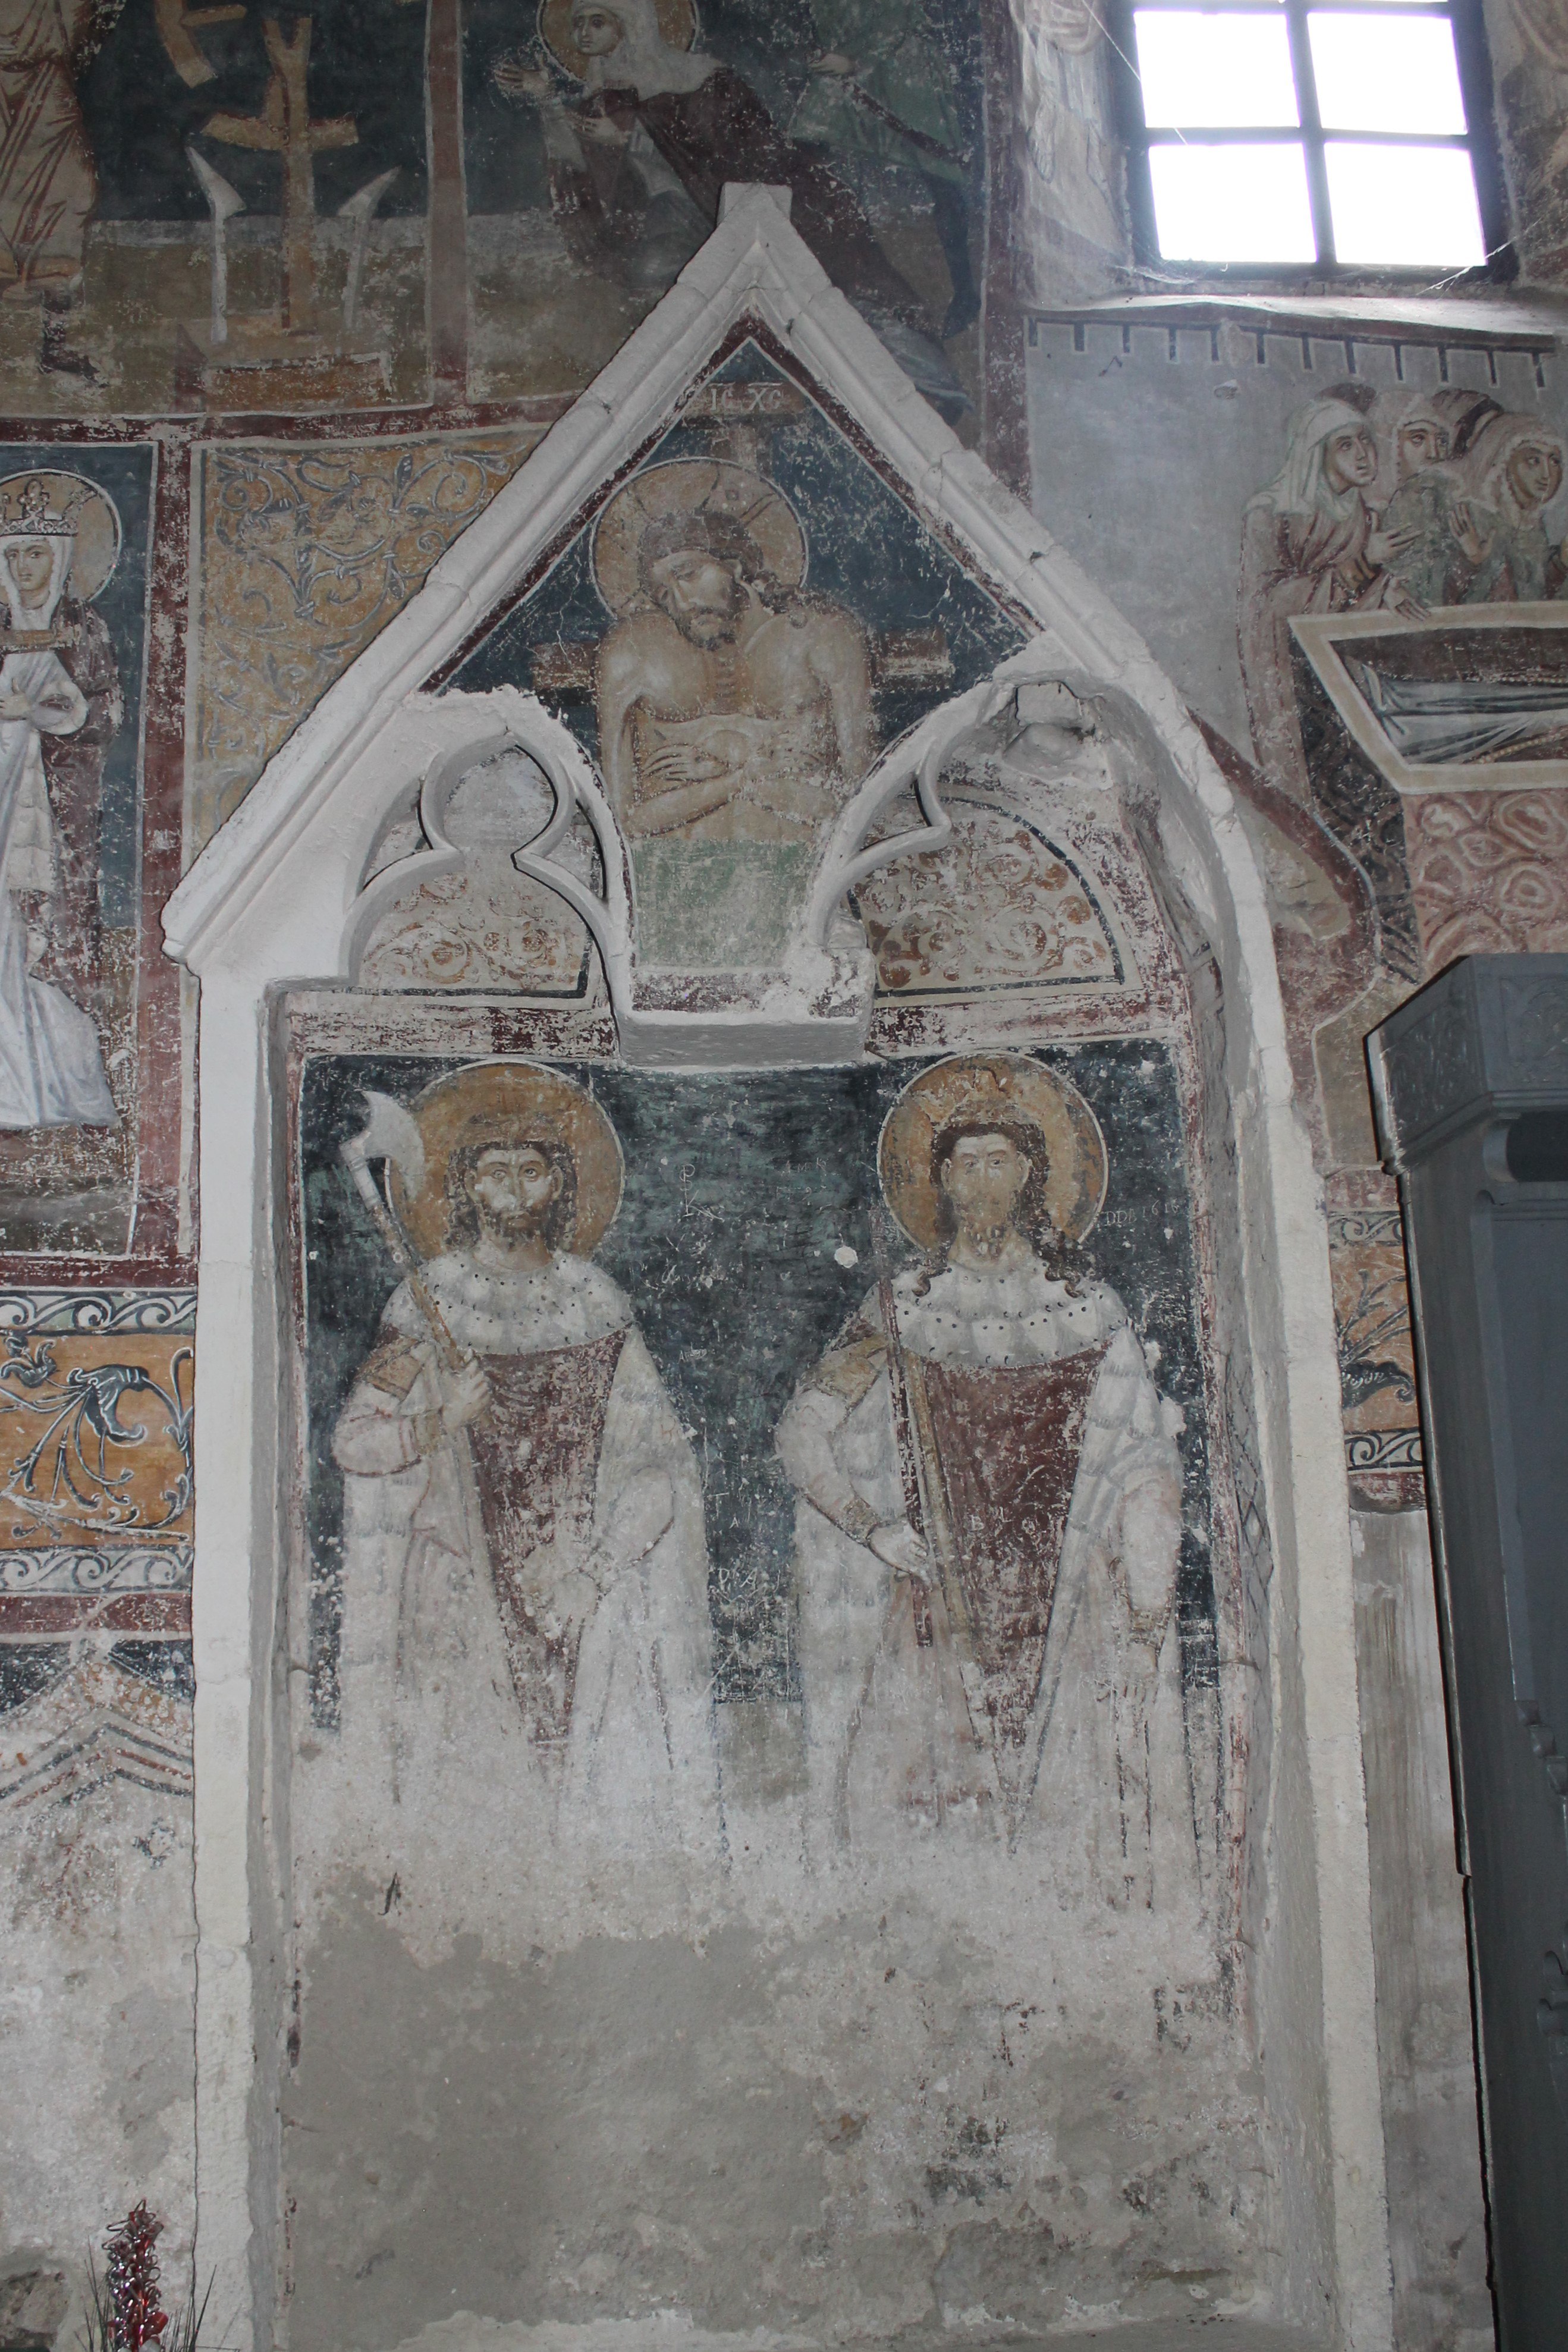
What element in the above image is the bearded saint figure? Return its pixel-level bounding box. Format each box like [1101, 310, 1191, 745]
[595, 479, 873, 847]
[331, 1063, 718, 1859]
[1238, 397, 1421, 802]
[590, 459, 874, 965]
[0, 478, 115, 1127]
[776, 1055, 1199, 1914]
[1377, 390, 1488, 611]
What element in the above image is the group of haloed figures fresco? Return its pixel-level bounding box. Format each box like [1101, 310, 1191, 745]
[1242, 385, 1568, 798]
[487, 0, 979, 407]
[321, 1053, 1203, 1921]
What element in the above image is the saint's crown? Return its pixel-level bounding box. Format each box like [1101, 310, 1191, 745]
[0, 478, 81, 539]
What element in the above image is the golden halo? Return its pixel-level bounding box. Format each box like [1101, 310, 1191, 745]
[538, 0, 697, 81]
[591, 459, 807, 620]
[391, 1061, 625, 1261]
[0, 470, 121, 602]
[877, 1053, 1108, 1253]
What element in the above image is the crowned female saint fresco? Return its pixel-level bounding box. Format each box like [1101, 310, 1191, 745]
[777, 1053, 1198, 1914]
[330, 1062, 719, 1860]
[0, 473, 117, 1129]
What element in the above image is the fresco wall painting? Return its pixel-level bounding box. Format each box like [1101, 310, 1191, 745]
[280, 988, 1255, 2337]
[444, 338, 1029, 969]
[0, 1284, 196, 2281]
[1, 0, 1565, 2334]
[170, 300, 1280, 2331]
[0, 0, 1041, 451]
[1220, 368, 1568, 1518]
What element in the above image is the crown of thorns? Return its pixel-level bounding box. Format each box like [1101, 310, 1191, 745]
[636, 504, 774, 587]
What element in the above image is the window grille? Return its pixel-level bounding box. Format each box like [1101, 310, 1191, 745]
[1114, 0, 1510, 274]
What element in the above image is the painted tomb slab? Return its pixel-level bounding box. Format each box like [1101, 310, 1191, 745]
[282, 1030, 1258, 2344]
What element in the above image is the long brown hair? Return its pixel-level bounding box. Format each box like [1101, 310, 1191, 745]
[915, 1114, 1083, 1294]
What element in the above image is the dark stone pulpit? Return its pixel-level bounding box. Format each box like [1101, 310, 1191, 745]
[1373, 955, 1568, 2350]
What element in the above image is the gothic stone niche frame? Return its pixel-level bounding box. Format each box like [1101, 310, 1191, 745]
[161, 190, 1392, 2352]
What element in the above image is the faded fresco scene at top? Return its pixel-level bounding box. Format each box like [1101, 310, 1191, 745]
[4, 0, 994, 416]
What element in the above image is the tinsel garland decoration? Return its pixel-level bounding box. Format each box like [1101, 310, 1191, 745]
[104, 2202, 169, 2350]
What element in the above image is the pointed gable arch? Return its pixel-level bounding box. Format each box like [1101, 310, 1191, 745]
[163, 188, 1391, 2352]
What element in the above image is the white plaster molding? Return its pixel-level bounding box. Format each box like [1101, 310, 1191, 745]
[162, 184, 1394, 2352]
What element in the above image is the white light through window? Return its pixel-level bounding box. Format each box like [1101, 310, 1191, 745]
[1134, 12, 1298, 127]
[1129, 0, 1493, 269]
[1325, 142, 1487, 263]
[1149, 144, 1318, 264]
[1308, 14, 1468, 134]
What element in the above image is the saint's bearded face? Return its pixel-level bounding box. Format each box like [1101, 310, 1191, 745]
[1397, 420, 1450, 479]
[464, 1144, 562, 1239]
[647, 548, 743, 647]
[938, 1130, 1031, 1243]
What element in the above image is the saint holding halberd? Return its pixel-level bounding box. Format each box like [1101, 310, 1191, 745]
[332, 1062, 718, 1860]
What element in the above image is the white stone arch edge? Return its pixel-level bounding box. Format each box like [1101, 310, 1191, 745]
[162, 187, 1393, 2351]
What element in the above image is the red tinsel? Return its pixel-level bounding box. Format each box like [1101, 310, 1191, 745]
[105, 2202, 169, 2351]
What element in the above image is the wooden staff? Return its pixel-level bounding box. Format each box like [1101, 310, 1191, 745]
[338, 1138, 466, 1375]
[871, 1205, 976, 1664]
